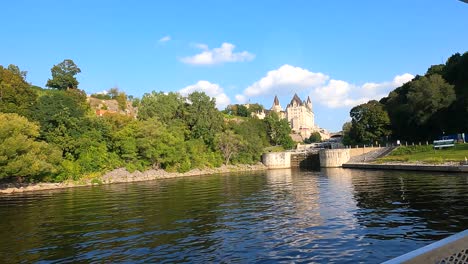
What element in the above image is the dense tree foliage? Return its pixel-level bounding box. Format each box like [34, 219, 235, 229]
[348, 100, 391, 144]
[223, 103, 264, 117]
[7, 64, 27, 79]
[0, 65, 37, 117]
[138, 92, 184, 123]
[46, 59, 81, 90]
[345, 52, 467, 144]
[305, 132, 321, 143]
[0, 60, 296, 182]
[184, 92, 224, 146]
[227, 118, 270, 164]
[215, 130, 245, 165]
[0, 113, 61, 181]
[265, 112, 294, 149]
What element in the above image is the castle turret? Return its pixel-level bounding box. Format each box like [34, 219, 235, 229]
[306, 96, 313, 111]
[271, 95, 283, 112]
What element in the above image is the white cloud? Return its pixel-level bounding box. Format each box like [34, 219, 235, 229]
[179, 80, 230, 109]
[237, 64, 414, 109]
[94, 90, 108, 95]
[159, 35, 171, 43]
[311, 73, 414, 108]
[393, 73, 414, 86]
[235, 94, 247, 104]
[313, 80, 368, 108]
[243, 64, 329, 97]
[181, 42, 255, 65]
[192, 43, 209, 50]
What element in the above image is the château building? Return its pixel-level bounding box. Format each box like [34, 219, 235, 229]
[286, 94, 315, 139]
[253, 94, 324, 139]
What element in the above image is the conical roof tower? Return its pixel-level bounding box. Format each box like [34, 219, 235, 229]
[271, 95, 283, 112]
[306, 96, 313, 110]
[289, 93, 302, 107]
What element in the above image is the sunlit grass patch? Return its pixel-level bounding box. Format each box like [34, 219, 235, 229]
[377, 143, 468, 164]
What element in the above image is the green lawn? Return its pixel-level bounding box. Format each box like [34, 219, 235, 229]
[377, 143, 468, 164]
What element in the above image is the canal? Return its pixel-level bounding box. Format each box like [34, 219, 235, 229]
[0, 168, 467, 263]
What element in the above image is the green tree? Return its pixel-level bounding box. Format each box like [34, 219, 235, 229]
[185, 138, 222, 168]
[135, 119, 186, 171]
[31, 89, 89, 151]
[237, 104, 249, 117]
[441, 52, 468, 132]
[215, 130, 245, 165]
[138, 91, 184, 123]
[305, 132, 321, 143]
[341, 121, 355, 146]
[349, 100, 391, 144]
[0, 65, 37, 117]
[426, 64, 445, 76]
[184, 91, 224, 146]
[406, 74, 455, 126]
[265, 112, 294, 149]
[381, 53, 466, 140]
[108, 87, 119, 98]
[102, 87, 128, 110]
[0, 113, 62, 181]
[248, 103, 264, 114]
[222, 104, 237, 115]
[131, 97, 141, 108]
[7, 64, 27, 79]
[229, 118, 269, 163]
[115, 91, 127, 111]
[46, 59, 81, 90]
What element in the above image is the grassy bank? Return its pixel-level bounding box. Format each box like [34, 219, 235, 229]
[377, 143, 468, 164]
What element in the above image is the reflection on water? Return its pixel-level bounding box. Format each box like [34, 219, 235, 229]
[0, 169, 467, 263]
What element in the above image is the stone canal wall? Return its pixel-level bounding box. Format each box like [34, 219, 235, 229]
[319, 149, 350, 167]
[291, 152, 320, 169]
[262, 147, 386, 169]
[262, 152, 291, 169]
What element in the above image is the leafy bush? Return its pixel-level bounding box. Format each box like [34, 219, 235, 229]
[0, 113, 62, 181]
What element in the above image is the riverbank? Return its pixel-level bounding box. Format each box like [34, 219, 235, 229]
[343, 162, 468, 173]
[0, 163, 267, 194]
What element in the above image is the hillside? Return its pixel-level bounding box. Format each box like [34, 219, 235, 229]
[87, 96, 138, 118]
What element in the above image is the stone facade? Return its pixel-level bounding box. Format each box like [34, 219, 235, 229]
[286, 94, 315, 138]
[252, 94, 330, 140]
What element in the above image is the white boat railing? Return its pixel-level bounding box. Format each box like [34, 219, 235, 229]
[383, 229, 468, 264]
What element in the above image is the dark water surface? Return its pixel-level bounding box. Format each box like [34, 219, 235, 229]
[0, 168, 467, 263]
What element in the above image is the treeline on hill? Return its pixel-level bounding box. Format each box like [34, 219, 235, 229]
[222, 103, 264, 117]
[0, 60, 294, 183]
[343, 52, 468, 145]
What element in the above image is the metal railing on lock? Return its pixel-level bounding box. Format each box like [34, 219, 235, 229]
[383, 229, 468, 264]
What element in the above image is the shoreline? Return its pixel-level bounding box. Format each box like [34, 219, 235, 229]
[343, 162, 468, 173]
[0, 163, 267, 194]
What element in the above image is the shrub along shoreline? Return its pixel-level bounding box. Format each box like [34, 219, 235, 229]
[0, 163, 267, 194]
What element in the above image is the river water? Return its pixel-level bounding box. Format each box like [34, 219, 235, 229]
[0, 168, 467, 263]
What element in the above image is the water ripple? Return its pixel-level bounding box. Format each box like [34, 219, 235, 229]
[0, 169, 467, 263]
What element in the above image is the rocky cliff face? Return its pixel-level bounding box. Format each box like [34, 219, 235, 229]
[87, 97, 138, 118]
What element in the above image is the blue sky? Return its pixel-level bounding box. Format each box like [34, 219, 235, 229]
[1, 0, 467, 131]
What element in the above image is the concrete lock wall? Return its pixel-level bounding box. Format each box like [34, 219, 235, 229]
[262, 152, 291, 169]
[319, 149, 350, 167]
[349, 147, 381, 157]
